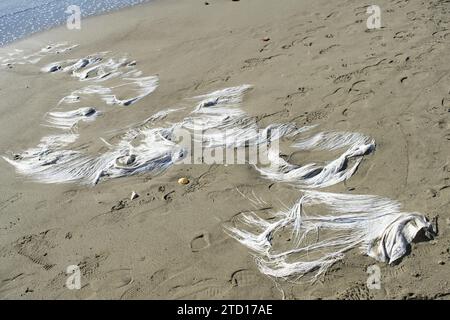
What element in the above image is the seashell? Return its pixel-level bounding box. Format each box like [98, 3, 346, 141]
[178, 177, 190, 185]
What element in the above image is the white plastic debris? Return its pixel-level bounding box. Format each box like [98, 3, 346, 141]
[130, 191, 139, 200]
[255, 131, 376, 188]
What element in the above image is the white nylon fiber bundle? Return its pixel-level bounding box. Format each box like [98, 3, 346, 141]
[45, 107, 99, 129]
[3, 121, 184, 185]
[43, 53, 159, 107]
[226, 190, 434, 280]
[255, 131, 376, 188]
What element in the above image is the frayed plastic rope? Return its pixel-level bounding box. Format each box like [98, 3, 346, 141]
[226, 190, 435, 280]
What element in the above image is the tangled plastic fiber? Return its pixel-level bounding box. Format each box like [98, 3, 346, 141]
[2, 45, 435, 279]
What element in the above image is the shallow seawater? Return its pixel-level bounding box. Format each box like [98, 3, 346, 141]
[0, 0, 151, 46]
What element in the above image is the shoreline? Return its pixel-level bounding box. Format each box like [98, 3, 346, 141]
[0, 0, 158, 49]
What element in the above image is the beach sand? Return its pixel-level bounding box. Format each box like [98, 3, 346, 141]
[0, 0, 449, 299]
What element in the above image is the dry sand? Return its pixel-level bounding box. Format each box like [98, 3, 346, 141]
[0, 0, 449, 299]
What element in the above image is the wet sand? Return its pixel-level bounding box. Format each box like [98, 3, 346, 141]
[0, 0, 449, 299]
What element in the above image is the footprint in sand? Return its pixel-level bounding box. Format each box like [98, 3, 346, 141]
[394, 31, 414, 41]
[0, 273, 36, 298]
[406, 11, 417, 20]
[336, 283, 373, 300]
[12, 229, 58, 270]
[175, 285, 228, 299]
[77, 252, 109, 278]
[167, 276, 231, 299]
[242, 55, 283, 69]
[383, 265, 407, 278]
[48, 251, 110, 295]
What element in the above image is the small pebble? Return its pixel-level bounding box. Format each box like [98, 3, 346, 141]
[262, 37, 270, 42]
[438, 260, 445, 265]
[178, 177, 190, 185]
[130, 191, 139, 200]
